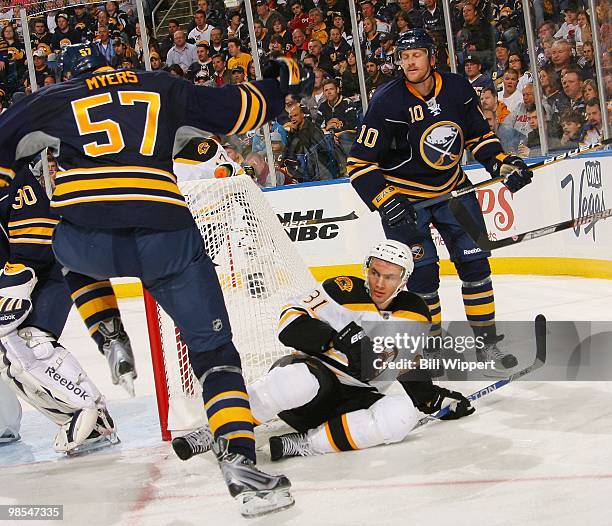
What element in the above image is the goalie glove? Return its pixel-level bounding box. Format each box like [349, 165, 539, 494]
[0, 263, 37, 337]
[492, 154, 533, 193]
[263, 57, 314, 97]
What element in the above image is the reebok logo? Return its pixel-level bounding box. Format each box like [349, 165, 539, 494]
[463, 247, 482, 255]
[45, 367, 90, 400]
[351, 331, 365, 345]
[0, 314, 17, 321]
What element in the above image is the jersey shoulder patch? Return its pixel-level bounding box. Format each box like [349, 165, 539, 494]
[174, 137, 220, 163]
[391, 291, 432, 322]
[322, 275, 371, 305]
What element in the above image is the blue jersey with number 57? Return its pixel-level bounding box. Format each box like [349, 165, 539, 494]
[0, 69, 283, 230]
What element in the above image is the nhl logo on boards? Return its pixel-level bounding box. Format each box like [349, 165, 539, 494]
[212, 319, 223, 332]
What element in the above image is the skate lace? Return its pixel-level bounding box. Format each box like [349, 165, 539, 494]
[184, 428, 213, 454]
[280, 433, 312, 457]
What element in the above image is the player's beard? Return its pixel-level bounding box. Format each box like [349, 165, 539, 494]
[403, 63, 433, 87]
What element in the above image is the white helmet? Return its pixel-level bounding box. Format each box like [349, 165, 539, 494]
[363, 240, 414, 299]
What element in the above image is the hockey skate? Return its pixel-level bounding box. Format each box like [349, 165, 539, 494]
[476, 335, 518, 376]
[269, 432, 314, 461]
[213, 436, 294, 517]
[98, 318, 137, 397]
[0, 430, 20, 443]
[57, 407, 120, 456]
[172, 425, 213, 460]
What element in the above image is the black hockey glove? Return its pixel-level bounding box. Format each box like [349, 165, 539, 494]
[332, 321, 374, 381]
[492, 154, 533, 193]
[263, 57, 314, 98]
[419, 385, 475, 420]
[378, 193, 417, 229]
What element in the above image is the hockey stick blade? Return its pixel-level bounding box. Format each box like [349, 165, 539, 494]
[415, 314, 547, 428]
[450, 197, 612, 251]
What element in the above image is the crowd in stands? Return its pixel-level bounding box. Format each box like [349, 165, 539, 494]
[0, 0, 610, 185]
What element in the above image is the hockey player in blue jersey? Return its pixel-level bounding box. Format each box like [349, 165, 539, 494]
[0, 163, 117, 455]
[348, 29, 533, 372]
[0, 42, 312, 517]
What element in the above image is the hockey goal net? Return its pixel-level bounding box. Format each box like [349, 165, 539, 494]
[144, 175, 315, 440]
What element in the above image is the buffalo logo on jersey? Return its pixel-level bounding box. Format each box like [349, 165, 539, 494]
[410, 243, 424, 261]
[334, 276, 353, 292]
[420, 121, 464, 171]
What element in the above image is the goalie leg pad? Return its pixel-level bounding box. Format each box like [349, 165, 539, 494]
[0, 378, 22, 441]
[0, 328, 102, 424]
[247, 362, 320, 423]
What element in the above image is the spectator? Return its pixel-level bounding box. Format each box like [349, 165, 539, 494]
[288, 28, 309, 61]
[538, 66, 564, 129]
[30, 48, 54, 89]
[226, 37, 252, 74]
[188, 10, 213, 45]
[508, 53, 531, 92]
[230, 65, 246, 84]
[52, 12, 81, 54]
[341, 49, 361, 98]
[456, 1, 493, 65]
[209, 27, 227, 59]
[575, 10, 592, 53]
[284, 103, 339, 181]
[394, 0, 423, 28]
[517, 107, 543, 158]
[365, 56, 392, 96]
[149, 50, 165, 70]
[391, 10, 411, 40]
[577, 40, 595, 79]
[331, 12, 354, 47]
[324, 27, 351, 65]
[188, 0, 222, 31]
[105, 1, 130, 37]
[500, 83, 536, 138]
[463, 54, 494, 96]
[482, 108, 499, 134]
[308, 39, 333, 75]
[288, 1, 309, 34]
[492, 40, 509, 89]
[208, 53, 231, 86]
[187, 42, 213, 80]
[250, 20, 269, 59]
[422, 0, 445, 41]
[301, 67, 327, 121]
[270, 18, 290, 53]
[159, 19, 179, 61]
[499, 68, 522, 113]
[535, 21, 556, 66]
[133, 24, 160, 65]
[166, 30, 197, 73]
[30, 18, 53, 49]
[167, 63, 184, 77]
[361, 17, 382, 61]
[256, 0, 286, 34]
[278, 93, 303, 125]
[581, 78, 598, 104]
[307, 8, 329, 45]
[224, 142, 245, 164]
[550, 39, 574, 80]
[43, 74, 55, 87]
[319, 78, 360, 158]
[377, 34, 397, 76]
[244, 151, 275, 187]
[554, 4, 579, 41]
[558, 109, 584, 149]
[581, 98, 603, 146]
[226, 12, 248, 43]
[267, 34, 285, 60]
[359, 0, 390, 37]
[95, 25, 115, 63]
[561, 67, 585, 113]
[111, 37, 137, 69]
[480, 86, 510, 125]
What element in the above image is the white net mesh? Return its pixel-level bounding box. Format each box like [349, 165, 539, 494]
[150, 175, 315, 433]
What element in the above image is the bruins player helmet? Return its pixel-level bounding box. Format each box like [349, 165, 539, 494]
[58, 43, 109, 80]
[363, 240, 414, 298]
[394, 28, 436, 62]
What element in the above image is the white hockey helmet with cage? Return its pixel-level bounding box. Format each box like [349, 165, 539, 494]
[363, 240, 414, 299]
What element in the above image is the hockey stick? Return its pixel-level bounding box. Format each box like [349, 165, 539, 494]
[414, 138, 612, 211]
[449, 197, 612, 250]
[414, 314, 547, 429]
